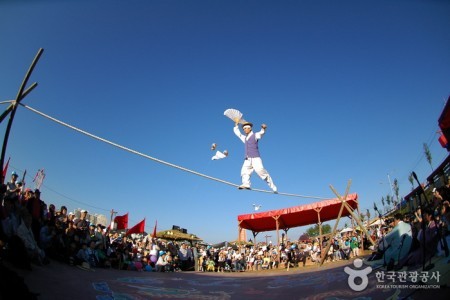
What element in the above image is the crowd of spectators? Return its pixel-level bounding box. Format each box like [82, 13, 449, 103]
[0, 169, 369, 275]
[13, 168, 450, 277]
[196, 232, 363, 273]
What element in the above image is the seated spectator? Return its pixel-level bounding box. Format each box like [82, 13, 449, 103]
[75, 243, 89, 266]
[96, 243, 111, 268]
[164, 251, 174, 272]
[253, 254, 262, 271]
[296, 249, 307, 267]
[173, 255, 181, 272]
[365, 213, 412, 269]
[119, 248, 133, 270]
[261, 255, 271, 270]
[395, 208, 440, 269]
[156, 251, 168, 272]
[206, 257, 215, 272]
[217, 251, 226, 272]
[270, 252, 279, 269]
[66, 241, 79, 266]
[333, 239, 342, 261]
[86, 240, 100, 267]
[201, 255, 208, 272]
[246, 253, 255, 271]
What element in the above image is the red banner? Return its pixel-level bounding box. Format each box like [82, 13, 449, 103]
[2, 157, 10, 180]
[114, 213, 128, 230]
[126, 218, 145, 235]
[152, 220, 157, 238]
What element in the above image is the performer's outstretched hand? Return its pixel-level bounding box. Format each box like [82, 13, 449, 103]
[261, 124, 267, 129]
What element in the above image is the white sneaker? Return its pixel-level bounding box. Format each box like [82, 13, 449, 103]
[272, 185, 278, 193]
[238, 184, 251, 190]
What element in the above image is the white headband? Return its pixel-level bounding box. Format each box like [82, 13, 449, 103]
[243, 125, 252, 129]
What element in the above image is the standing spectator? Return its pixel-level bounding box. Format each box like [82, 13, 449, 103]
[74, 210, 90, 242]
[178, 242, 193, 271]
[6, 171, 20, 196]
[55, 206, 68, 231]
[26, 189, 42, 243]
[350, 234, 360, 258]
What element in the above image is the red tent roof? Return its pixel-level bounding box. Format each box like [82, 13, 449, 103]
[237, 193, 358, 232]
[438, 95, 450, 130]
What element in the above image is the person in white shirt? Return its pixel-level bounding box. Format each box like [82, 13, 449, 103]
[233, 121, 277, 192]
[156, 251, 168, 272]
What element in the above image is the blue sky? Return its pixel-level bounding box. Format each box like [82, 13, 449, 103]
[1, 0, 449, 244]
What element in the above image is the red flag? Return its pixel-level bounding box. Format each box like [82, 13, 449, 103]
[114, 213, 128, 230]
[2, 157, 10, 179]
[126, 218, 145, 236]
[152, 220, 158, 238]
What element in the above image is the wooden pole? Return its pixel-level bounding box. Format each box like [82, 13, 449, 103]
[273, 215, 280, 264]
[319, 180, 351, 266]
[314, 207, 323, 256]
[0, 48, 43, 184]
[109, 209, 117, 230]
[238, 220, 243, 254]
[329, 184, 376, 246]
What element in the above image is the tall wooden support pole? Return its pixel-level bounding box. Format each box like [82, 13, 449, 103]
[314, 208, 323, 256]
[319, 180, 351, 266]
[330, 184, 376, 246]
[0, 48, 43, 184]
[273, 215, 280, 264]
[109, 209, 117, 230]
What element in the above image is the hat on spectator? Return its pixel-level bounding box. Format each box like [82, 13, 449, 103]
[80, 210, 87, 213]
[11, 171, 18, 177]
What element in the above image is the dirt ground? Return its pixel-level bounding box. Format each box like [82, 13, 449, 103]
[2, 253, 449, 299]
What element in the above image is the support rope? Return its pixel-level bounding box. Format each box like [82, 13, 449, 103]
[19, 103, 327, 200]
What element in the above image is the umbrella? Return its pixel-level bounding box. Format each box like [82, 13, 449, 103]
[340, 227, 354, 234]
[369, 219, 385, 227]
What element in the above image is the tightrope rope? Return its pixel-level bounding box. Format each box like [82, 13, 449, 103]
[20, 103, 327, 200]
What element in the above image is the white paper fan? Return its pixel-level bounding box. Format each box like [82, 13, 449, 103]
[224, 108, 247, 124]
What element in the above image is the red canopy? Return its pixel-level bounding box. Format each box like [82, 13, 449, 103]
[237, 193, 358, 232]
[439, 95, 450, 131]
[438, 95, 450, 150]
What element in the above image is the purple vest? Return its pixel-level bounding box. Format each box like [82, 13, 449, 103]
[245, 133, 260, 158]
